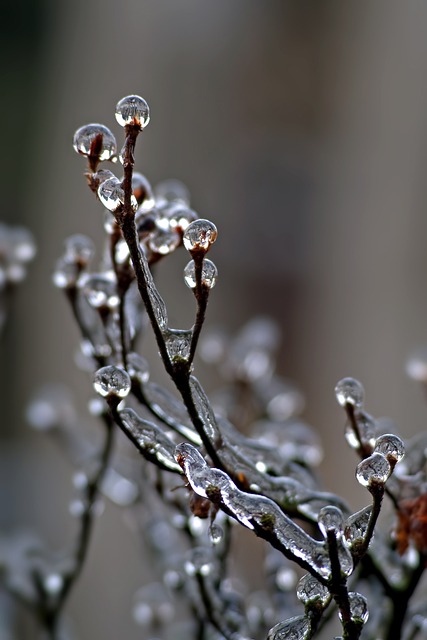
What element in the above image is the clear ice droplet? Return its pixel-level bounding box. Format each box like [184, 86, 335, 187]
[296, 574, 330, 607]
[52, 258, 79, 289]
[356, 453, 391, 488]
[183, 219, 218, 253]
[165, 329, 192, 363]
[81, 272, 119, 309]
[374, 433, 405, 464]
[64, 234, 94, 265]
[115, 95, 150, 129]
[73, 124, 117, 161]
[148, 229, 181, 255]
[93, 365, 131, 399]
[340, 592, 369, 625]
[345, 410, 376, 450]
[335, 377, 365, 408]
[183, 258, 218, 289]
[318, 506, 344, 538]
[208, 523, 223, 545]
[267, 615, 311, 640]
[98, 177, 138, 213]
[344, 505, 372, 548]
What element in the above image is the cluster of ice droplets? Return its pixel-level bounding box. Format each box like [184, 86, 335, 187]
[356, 434, 405, 489]
[317, 506, 353, 576]
[183, 219, 218, 253]
[73, 123, 117, 161]
[93, 365, 131, 399]
[183, 258, 218, 289]
[115, 95, 150, 129]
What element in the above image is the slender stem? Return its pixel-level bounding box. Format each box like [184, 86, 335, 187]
[189, 253, 210, 365]
[353, 485, 384, 561]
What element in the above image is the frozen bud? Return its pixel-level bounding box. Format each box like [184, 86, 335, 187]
[183, 219, 217, 253]
[115, 95, 150, 129]
[342, 592, 369, 625]
[374, 433, 405, 464]
[318, 505, 345, 538]
[154, 179, 190, 206]
[296, 574, 330, 607]
[73, 124, 116, 161]
[335, 377, 365, 408]
[93, 365, 131, 399]
[98, 177, 138, 213]
[356, 453, 391, 489]
[344, 505, 372, 548]
[267, 615, 310, 640]
[164, 329, 192, 363]
[64, 234, 94, 266]
[183, 258, 218, 289]
[81, 272, 119, 309]
[126, 352, 150, 384]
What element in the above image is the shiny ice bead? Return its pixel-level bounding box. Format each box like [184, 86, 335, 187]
[344, 505, 372, 548]
[342, 592, 369, 625]
[318, 505, 345, 538]
[208, 523, 223, 545]
[115, 95, 150, 128]
[93, 365, 131, 398]
[64, 234, 94, 266]
[81, 272, 119, 309]
[183, 219, 218, 253]
[98, 177, 137, 213]
[335, 377, 365, 408]
[374, 433, 405, 464]
[126, 352, 150, 384]
[132, 172, 154, 208]
[356, 453, 391, 488]
[267, 615, 311, 640]
[296, 573, 330, 607]
[345, 411, 376, 450]
[154, 179, 190, 206]
[148, 229, 181, 255]
[73, 123, 117, 161]
[165, 329, 192, 363]
[183, 258, 218, 289]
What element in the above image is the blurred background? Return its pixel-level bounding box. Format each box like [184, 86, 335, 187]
[3, 0, 427, 637]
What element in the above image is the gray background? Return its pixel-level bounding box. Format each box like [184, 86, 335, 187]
[2, 1, 427, 637]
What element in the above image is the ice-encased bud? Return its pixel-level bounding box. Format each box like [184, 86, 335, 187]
[267, 615, 311, 640]
[64, 234, 94, 266]
[183, 258, 218, 289]
[183, 219, 217, 253]
[356, 453, 391, 488]
[126, 352, 150, 384]
[165, 329, 192, 363]
[345, 410, 376, 451]
[340, 592, 369, 625]
[344, 505, 372, 548]
[296, 574, 330, 607]
[318, 505, 344, 538]
[93, 365, 131, 398]
[115, 95, 150, 128]
[81, 272, 119, 309]
[132, 172, 154, 207]
[148, 229, 181, 255]
[98, 177, 138, 213]
[374, 433, 405, 464]
[73, 124, 116, 161]
[154, 179, 190, 206]
[335, 377, 365, 408]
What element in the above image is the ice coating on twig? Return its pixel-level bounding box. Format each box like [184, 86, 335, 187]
[175, 443, 332, 579]
[267, 615, 311, 640]
[189, 375, 221, 442]
[120, 408, 181, 472]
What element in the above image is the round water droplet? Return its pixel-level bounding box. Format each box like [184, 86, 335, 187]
[374, 433, 405, 464]
[81, 272, 119, 309]
[148, 229, 181, 255]
[318, 505, 344, 538]
[165, 329, 192, 363]
[183, 219, 218, 253]
[345, 410, 376, 451]
[335, 377, 365, 408]
[296, 573, 330, 607]
[356, 453, 391, 488]
[43, 573, 63, 597]
[64, 234, 94, 266]
[73, 124, 117, 161]
[115, 95, 150, 128]
[208, 523, 223, 545]
[126, 352, 150, 384]
[132, 172, 154, 208]
[346, 592, 369, 624]
[93, 365, 131, 398]
[98, 177, 138, 213]
[183, 258, 218, 289]
[154, 179, 190, 206]
[267, 615, 310, 640]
